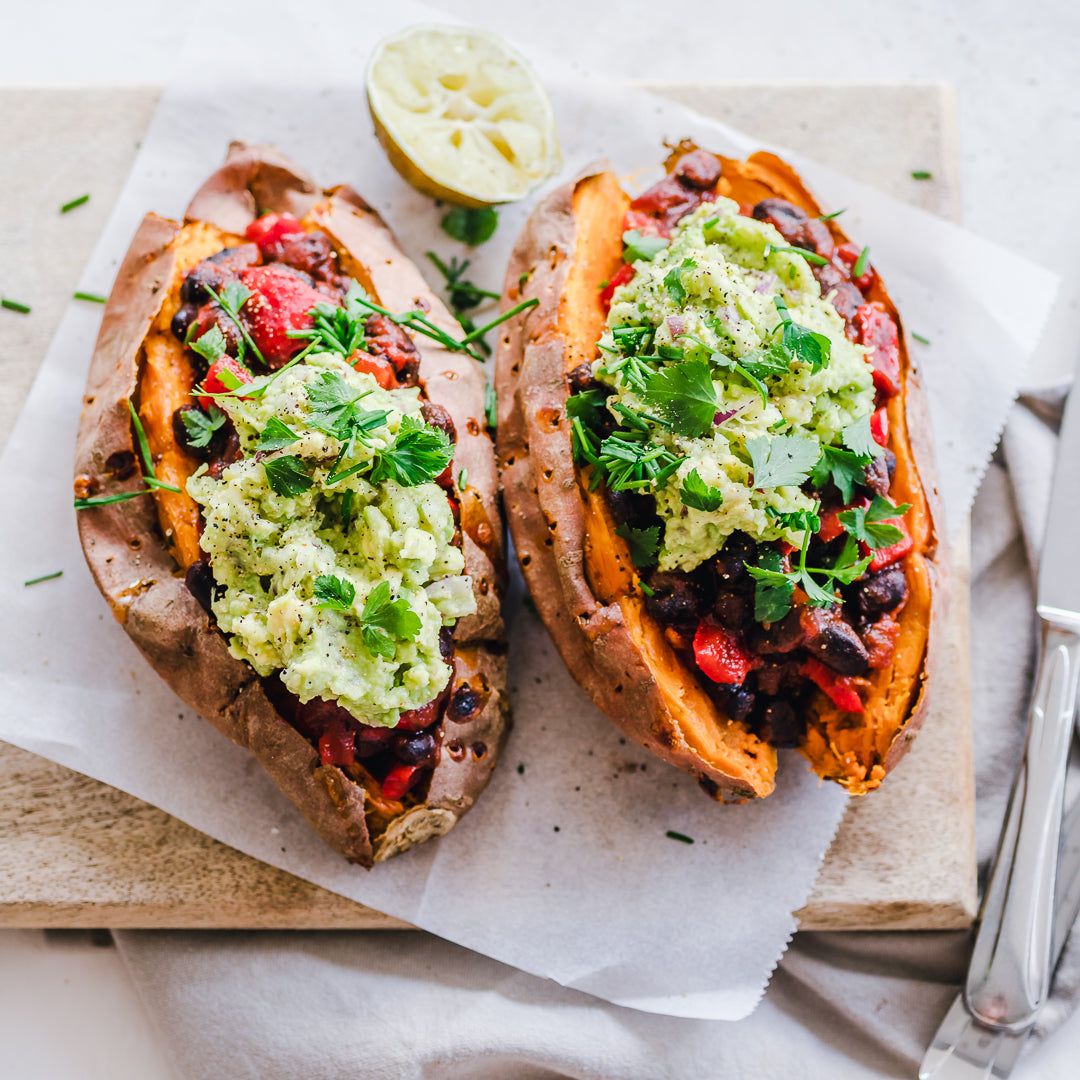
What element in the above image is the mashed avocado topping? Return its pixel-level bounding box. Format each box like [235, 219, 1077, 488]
[583, 200, 876, 573]
[187, 352, 474, 728]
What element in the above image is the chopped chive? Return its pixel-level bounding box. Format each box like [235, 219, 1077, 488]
[765, 243, 829, 266]
[61, 194, 90, 213]
[852, 246, 870, 278]
[458, 298, 539, 346]
[128, 400, 156, 480]
[638, 580, 655, 596]
[666, 830, 694, 844]
[702, 217, 720, 230]
[458, 467, 469, 490]
[911, 170, 932, 180]
[144, 476, 183, 494]
[911, 331, 931, 345]
[74, 490, 152, 510]
[74, 291, 106, 303]
[817, 208, 847, 221]
[24, 570, 63, 586]
[1, 298, 31, 314]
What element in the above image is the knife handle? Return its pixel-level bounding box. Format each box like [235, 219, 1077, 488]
[965, 620, 1080, 1032]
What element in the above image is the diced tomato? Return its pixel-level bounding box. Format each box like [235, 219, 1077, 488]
[693, 621, 756, 686]
[870, 407, 890, 447]
[318, 722, 356, 768]
[800, 657, 864, 713]
[396, 698, 440, 731]
[349, 350, 397, 389]
[245, 212, 308, 260]
[621, 210, 663, 238]
[864, 614, 900, 670]
[853, 303, 901, 398]
[381, 762, 423, 801]
[863, 517, 914, 572]
[197, 355, 253, 409]
[238, 265, 326, 367]
[601, 263, 636, 307]
[835, 241, 875, 292]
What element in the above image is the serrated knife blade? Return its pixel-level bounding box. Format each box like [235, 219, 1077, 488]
[1039, 374, 1080, 626]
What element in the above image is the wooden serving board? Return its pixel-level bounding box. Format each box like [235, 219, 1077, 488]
[0, 83, 975, 931]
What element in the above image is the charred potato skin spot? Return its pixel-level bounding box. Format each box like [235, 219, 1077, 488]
[74, 144, 508, 866]
[495, 151, 945, 799]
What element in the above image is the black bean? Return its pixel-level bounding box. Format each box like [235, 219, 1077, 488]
[713, 683, 755, 723]
[673, 149, 722, 190]
[806, 618, 869, 676]
[754, 657, 801, 697]
[757, 699, 805, 749]
[567, 363, 599, 394]
[884, 448, 897, 482]
[856, 567, 908, 618]
[396, 731, 438, 767]
[713, 591, 748, 631]
[605, 489, 657, 529]
[171, 304, 198, 342]
[862, 455, 890, 496]
[752, 198, 808, 242]
[749, 608, 805, 654]
[714, 532, 757, 594]
[184, 560, 217, 615]
[421, 402, 457, 444]
[643, 571, 704, 627]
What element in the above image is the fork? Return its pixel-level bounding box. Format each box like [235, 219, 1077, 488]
[919, 783, 1080, 1079]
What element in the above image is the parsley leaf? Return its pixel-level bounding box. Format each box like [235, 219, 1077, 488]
[615, 523, 660, 567]
[188, 323, 228, 364]
[181, 405, 226, 449]
[841, 414, 884, 459]
[838, 496, 911, 550]
[441, 207, 498, 246]
[766, 504, 821, 533]
[313, 574, 356, 610]
[747, 549, 795, 623]
[263, 455, 312, 497]
[773, 295, 831, 373]
[360, 580, 422, 659]
[810, 444, 867, 503]
[306, 371, 390, 453]
[642, 359, 716, 437]
[746, 434, 820, 489]
[679, 468, 724, 512]
[827, 534, 872, 583]
[622, 229, 668, 262]
[664, 259, 694, 306]
[257, 416, 301, 453]
[368, 415, 453, 487]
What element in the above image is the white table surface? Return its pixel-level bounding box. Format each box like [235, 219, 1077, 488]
[3, 1, 1079, 1076]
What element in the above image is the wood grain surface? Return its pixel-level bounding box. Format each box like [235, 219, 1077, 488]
[0, 83, 975, 930]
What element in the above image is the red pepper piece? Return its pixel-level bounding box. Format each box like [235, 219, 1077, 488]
[621, 210, 664, 237]
[245, 212, 308, 261]
[801, 657, 864, 713]
[381, 762, 423, 801]
[363, 314, 420, 376]
[318, 721, 356, 768]
[835, 241, 875, 292]
[693, 621, 756, 686]
[817, 496, 870, 543]
[395, 698, 440, 731]
[238, 265, 326, 368]
[864, 517, 914, 573]
[348, 350, 397, 389]
[864, 613, 900, 670]
[601, 263, 636, 307]
[870, 406, 890, 447]
[198, 355, 253, 409]
[853, 303, 901, 399]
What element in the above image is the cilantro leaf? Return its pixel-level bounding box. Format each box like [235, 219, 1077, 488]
[368, 415, 453, 487]
[738, 342, 793, 380]
[188, 323, 228, 364]
[642, 359, 716, 438]
[766, 504, 821, 533]
[679, 468, 724, 512]
[360, 580, 422, 659]
[773, 295, 831, 373]
[219, 280, 252, 313]
[313, 574, 356, 610]
[664, 264, 687, 306]
[827, 534, 872, 583]
[747, 549, 795, 622]
[622, 229, 668, 262]
[306, 371, 390, 453]
[746, 434, 820, 489]
[810, 444, 866, 503]
[798, 568, 839, 608]
[841, 414, 884, 459]
[838, 495, 911, 550]
[615, 523, 660, 567]
[180, 405, 226, 449]
[257, 416, 301, 453]
[441, 207, 498, 246]
[263, 455, 312, 497]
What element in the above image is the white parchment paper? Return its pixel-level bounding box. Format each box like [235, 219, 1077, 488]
[0, 0, 1059, 1021]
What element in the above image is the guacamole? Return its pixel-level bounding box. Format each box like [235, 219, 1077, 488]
[595, 200, 875, 572]
[187, 352, 474, 727]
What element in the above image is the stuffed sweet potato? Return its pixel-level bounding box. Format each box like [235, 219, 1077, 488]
[74, 143, 508, 865]
[496, 144, 944, 799]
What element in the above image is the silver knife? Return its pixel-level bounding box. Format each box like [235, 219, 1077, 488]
[965, 365, 1080, 1034]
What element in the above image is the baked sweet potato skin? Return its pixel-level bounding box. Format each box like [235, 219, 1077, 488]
[496, 149, 945, 798]
[74, 144, 508, 865]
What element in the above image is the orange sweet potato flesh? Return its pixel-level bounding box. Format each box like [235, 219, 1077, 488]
[497, 149, 945, 799]
[74, 143, 509, 864]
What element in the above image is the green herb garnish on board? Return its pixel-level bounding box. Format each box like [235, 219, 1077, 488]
[1, 298, 31, 314]
[73, 291, 106, 303]
[24, 570, 63, 587]
[60, 194, 90, 213]
[441, 206, 498, 246]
